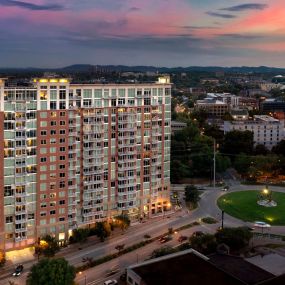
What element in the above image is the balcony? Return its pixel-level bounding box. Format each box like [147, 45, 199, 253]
[15, 227, 27, 233]
[82, 210, 103, 217]
[15, 192, 27, 198]
[15, 236, 27, 242]
[15, 218, 27, 224]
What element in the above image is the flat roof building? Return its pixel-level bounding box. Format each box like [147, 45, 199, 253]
[224, 115, 284, 149]
[0, 76, 171, 251]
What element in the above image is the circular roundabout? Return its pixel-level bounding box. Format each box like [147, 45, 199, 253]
[217, 190, 285, 225]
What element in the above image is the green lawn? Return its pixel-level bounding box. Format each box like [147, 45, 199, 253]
[217, 191, 285, 225]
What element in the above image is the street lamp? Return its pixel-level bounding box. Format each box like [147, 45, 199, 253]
[221, 210, 225, 229]
[78, 271, 87, 285]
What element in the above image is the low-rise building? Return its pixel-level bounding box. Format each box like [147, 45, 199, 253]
[171, 121, 187, 133]
[230, 108, 249, 120]
[224, 115, 284, 149]
[195, 98, 228, 118]
[126, 249, 280, 285]
[261, 98, 285, 113]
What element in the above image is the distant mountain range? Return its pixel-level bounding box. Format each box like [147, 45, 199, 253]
[1, 64, 285, 74]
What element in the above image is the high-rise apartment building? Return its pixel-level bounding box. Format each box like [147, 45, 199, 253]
[0, 76, 171, 251]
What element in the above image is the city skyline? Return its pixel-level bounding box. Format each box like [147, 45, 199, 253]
[1, 0, 285, 68]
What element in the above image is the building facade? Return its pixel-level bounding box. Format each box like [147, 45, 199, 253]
[224, 115, 284, 149]
[0, 76, 171, 251]
[195, 99, 228, 118]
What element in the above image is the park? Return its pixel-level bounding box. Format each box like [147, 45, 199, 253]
[217, 190, 285, 226]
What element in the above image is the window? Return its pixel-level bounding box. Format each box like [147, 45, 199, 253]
[50, 102, 57, 110]
[60, 112, 66, 117]
[51, 121, 56, 126]
[40, 157, 47, 163]
[60, 130, 66, 135]
[50, 147, 56, 153]
[59, 90, 66, 100]
[40, 112, 47, 118]
[41, 140, 46, 145]
[59, 200, 65, 205]
[50, 210, 56, 215]
[59, 102, 66, 109]
[40, 130, 47, 136]
[5, 216, 13, 223]
[60, 156, 65, 161]
[50, 130, 56, 135]
[60, 121, 65, 126]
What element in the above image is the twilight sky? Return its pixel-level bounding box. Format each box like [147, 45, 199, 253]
[0, 0, 285, 67]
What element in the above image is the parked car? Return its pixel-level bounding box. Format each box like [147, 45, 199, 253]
[13, 264, 24, 276]
[254, 221, 271, 228]
[104, 280, 118, 285]
[178, 236, 188, 242]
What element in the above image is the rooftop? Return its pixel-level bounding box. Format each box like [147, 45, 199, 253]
[129, 249, 276, 285]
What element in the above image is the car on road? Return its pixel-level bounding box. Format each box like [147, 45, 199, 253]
[106, 266, 119, 277]
[192, 231, 204, 237]
[178, 235, 187, 242]
[13, 264, 24, 277]
[159, 236, 172, 244]
[254, 221, 271, 228]
[104, 280, 118, 285]
[197, 187, 206, 191]
[222, 185, 229, 191]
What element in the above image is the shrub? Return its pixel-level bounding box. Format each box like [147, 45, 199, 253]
[201, 217, 218, 224]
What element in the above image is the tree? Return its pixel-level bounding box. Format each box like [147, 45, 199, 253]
[0, 250, 5, 267]
[70, 228, 90, 244]
[233, 153, 251, 176]
[184, 185, 200, 205]
[254, 144, 269, 155]
[35, 235, 60, 258]
[272, 140, 285, 156]
[151, 246, 176, 259]
[216, 154, 231, 173]
[27, 258, 76, 285]
[114, 214, 131, 232]
[95, 222, 111, 242]
[203, 124, 224, 145]
[115, 244, 125, 253]
[221, 130, 254, 156]
[215, 227, 252, 252]
[189, 233, 217, 254]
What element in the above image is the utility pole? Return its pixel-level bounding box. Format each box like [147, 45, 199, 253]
[213, 138, 216, 189]
[221, 210, 224, 229]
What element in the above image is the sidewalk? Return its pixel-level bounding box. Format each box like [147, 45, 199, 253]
[0, 210, 181, 280]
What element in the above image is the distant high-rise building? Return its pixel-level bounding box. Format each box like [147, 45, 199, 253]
[0, 76, 171, 251]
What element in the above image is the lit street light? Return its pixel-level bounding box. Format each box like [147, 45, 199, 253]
[78, 271, 87, 285]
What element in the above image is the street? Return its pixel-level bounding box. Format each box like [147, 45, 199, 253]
[2, 183, 285, 285]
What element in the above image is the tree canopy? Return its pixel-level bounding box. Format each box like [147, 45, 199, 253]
[27, 258, 76, 285]
[215, 227, 252, 251]
[221, 130, 254, 156]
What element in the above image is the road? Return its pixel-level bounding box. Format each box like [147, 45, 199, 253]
[2, 183, 285, 285]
